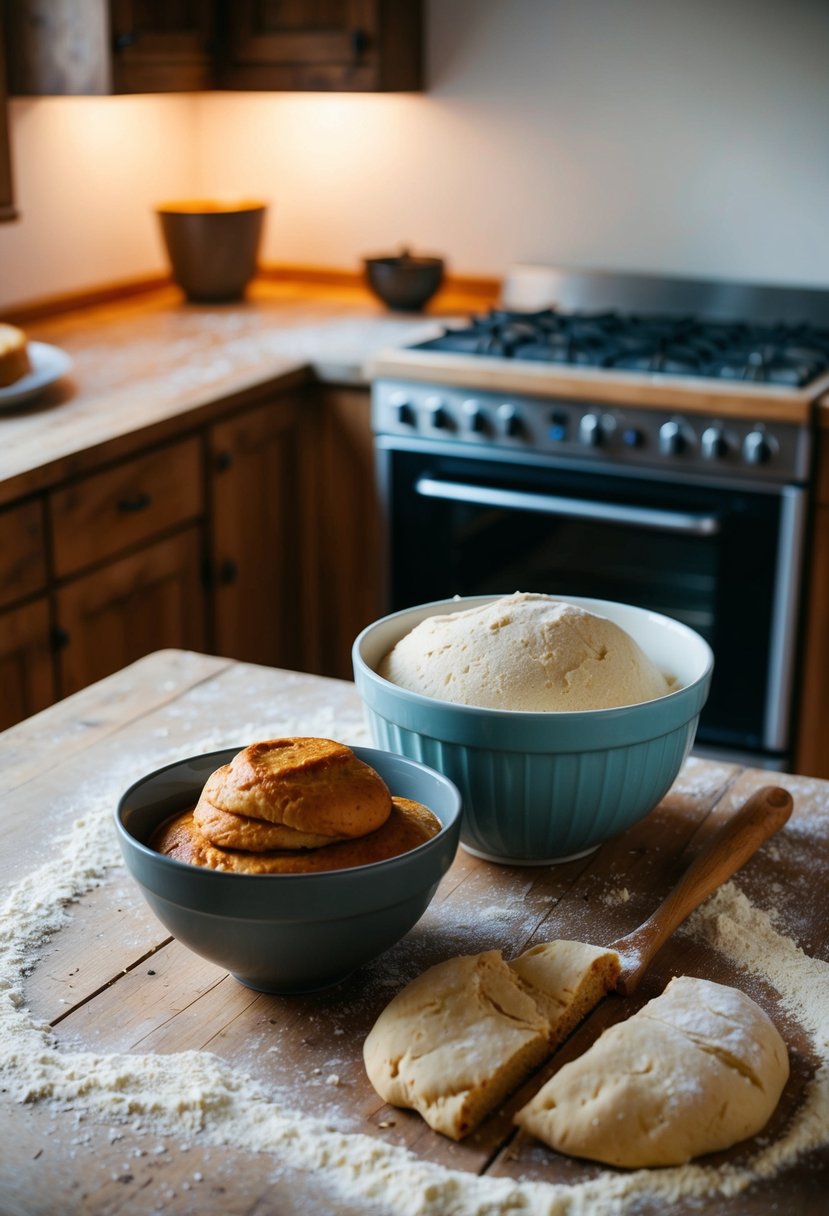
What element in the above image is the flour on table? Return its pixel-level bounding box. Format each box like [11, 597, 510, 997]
[2, 732, 828, 1216]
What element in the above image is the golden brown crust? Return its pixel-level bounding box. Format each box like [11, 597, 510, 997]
[193, 800, 348, 851]
[0, 324, 31, 387]
[196, 737, 392, 838]
[152, 796, 441, 874]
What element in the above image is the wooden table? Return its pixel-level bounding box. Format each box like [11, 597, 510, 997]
[2, 651, 827, 1215]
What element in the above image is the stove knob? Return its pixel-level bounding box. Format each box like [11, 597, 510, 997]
[496, 403, 522, 437]
[659, 420, 689, 456]
[424, 395, 450, 429]
[701, 425, 730, 460]
[391, 398, 416, 427]
[743, 429, 774, 465]
[579, 413, 603, 446]
[461, 398, 486, 433]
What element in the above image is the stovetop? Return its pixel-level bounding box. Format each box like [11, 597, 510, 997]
[411, 308, 829, 389]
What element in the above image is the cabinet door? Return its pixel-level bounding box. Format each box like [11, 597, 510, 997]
[110, 0, 216, 93]
[220, 0, 422, 92]
[209, 396, 313, 672]
[55, 527, 206, 696]
[314, 385, 383, 679]
[0, 598, 56, 729]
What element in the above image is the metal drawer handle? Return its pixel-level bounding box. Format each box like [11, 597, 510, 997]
[117, 492, 152, 514]
[414, 476, 721, 537]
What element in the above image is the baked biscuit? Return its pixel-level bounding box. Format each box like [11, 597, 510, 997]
[193, 800, 348, 851]
[196, 737, 392, 839]
[0, 323, 31, 387]
[152, 796, 440, 874]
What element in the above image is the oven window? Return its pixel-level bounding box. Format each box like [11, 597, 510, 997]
[385, 449, 785, 756]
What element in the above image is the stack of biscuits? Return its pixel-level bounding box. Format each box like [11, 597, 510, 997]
[152, 737, 441, 874]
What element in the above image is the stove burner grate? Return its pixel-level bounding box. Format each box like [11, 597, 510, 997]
[415, 309, 829, 388]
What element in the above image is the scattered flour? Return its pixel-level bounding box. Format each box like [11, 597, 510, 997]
[2, 735, 828, 1215]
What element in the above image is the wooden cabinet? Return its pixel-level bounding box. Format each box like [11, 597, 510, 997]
[312, 384, 383, 680]
[219, 0, 422, 93]
[795, 427, 829, 778]
[209, 394, 315, 673]
[55, 528, 206, 695]
[5, 0, 422, 95]
[0, 598, 54, 728]
[0, 498, 54, 729]
[49, 437, 202, 577]
[0, 387, 317, 726]
[109, 0, 216, 94]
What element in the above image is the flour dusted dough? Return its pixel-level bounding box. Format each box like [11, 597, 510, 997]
[363, 940, 619, 1140]
[516, 975, 790, 1168]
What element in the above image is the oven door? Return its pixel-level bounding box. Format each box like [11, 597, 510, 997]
[376, 438, 807, 764]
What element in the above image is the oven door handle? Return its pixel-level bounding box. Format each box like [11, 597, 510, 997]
[414, 477, 721, 537]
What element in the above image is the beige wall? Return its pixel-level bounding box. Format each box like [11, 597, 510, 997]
[2, 0, 828, 311]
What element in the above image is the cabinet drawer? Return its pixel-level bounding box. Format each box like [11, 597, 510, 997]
[50, 438, 203, 577]
[0, 498, 48, 609]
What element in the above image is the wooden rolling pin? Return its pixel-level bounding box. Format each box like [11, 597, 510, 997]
[610, 784, 793, 995]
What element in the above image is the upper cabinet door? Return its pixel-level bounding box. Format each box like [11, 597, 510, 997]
[218, 0, 422, 92]
[109, 0, 216, 93]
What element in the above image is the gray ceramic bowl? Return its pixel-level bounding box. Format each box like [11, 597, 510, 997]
[353, 596, 713, 865]
[116, 745, 461, 993]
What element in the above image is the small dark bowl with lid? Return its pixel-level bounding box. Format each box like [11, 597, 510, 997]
[364, 248, 445, 312]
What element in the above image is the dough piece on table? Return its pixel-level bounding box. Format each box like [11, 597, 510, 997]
[509, 939, 621, 1047]
[363, 940, 620, 1140]
[515, 975, 790, 1168]
[195, 737, 391, 839]
[363, 951, 551, 1140]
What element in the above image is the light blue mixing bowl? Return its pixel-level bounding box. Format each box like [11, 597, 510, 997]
[353, 596, 713, 865]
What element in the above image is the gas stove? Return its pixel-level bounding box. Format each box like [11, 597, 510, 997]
[370, 268, 829, 487]
[411, 308, 829, 389]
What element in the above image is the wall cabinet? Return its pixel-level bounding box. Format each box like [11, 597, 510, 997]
[219, 0, 422, 93]
[5, 0, 422, 95]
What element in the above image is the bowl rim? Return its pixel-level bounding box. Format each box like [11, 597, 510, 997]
[353, 592, 714, 721]
[115, 744, 462, 884]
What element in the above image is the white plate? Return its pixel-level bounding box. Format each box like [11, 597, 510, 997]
[0, 341, 73, 408]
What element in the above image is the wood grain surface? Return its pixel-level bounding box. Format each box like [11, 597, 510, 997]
[1, 651, 827, 1216]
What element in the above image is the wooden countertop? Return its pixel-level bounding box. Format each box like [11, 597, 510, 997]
[2, 651, 827, 1215]
[0, 279, 467, 504]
